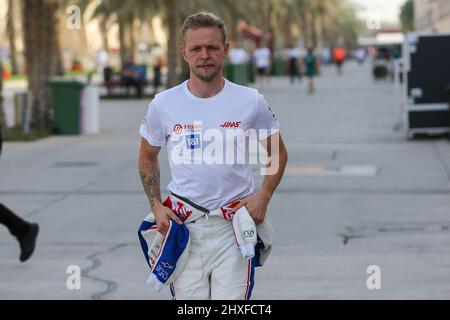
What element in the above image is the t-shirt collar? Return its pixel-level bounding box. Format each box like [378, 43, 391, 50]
[183, 78, 229, 102]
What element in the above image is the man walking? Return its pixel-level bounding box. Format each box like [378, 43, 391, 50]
[253, 42, 272, 86]
[0, 123, 39, 263]
[332, 46, 347, 75]
[303, 48, 320, 94]
[138, 12, 288, 300]
[287, 44, 302, 84]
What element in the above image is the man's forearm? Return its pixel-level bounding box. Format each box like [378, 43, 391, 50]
[139, 158, 162, 210]
[261, 149, 288, 197]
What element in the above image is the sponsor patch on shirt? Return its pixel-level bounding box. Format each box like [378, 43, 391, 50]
[185, 134, 201, 149]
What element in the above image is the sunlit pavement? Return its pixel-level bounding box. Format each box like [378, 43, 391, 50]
[1, 61, 450, 299]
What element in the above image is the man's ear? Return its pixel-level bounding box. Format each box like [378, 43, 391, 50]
[180, 45, 188, 63]
[224, 42, 230, 55]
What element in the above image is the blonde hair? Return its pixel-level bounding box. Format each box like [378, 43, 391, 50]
[181, 12, 227, 44]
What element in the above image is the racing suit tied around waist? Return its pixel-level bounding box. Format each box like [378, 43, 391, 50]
[164, 193, 274, 267]
[138, 193, 274, 293]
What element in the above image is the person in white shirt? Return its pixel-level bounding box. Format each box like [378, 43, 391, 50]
[138, 12, 288, 300]
[253, 43, 272, 85]
[96, 49, 109, 75]
[228, 41, 248, 64]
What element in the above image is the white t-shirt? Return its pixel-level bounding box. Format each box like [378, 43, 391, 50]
[288, 48, 301, 59]
[228, 48, 248, 64]
[139, 79, 280, 210]
[253, 48, 271, 68]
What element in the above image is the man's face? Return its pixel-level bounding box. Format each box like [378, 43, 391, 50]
[181, 27, 229, 82]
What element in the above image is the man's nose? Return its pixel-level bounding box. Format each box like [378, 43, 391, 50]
[200, 47, 210, 59]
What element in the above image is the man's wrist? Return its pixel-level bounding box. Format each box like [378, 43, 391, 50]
[150, 199, 163, 212]
[259, 188, 273, 200]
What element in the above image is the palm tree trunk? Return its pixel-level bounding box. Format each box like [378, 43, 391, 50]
[178, 13, 189, 83]
[268, 2, 275, 54]
[118, 16, 127, 67]
[128, 15, 136, 62]
[147, 19, 156, 45]
[22, 0, 40, 126]
[100, 19, 110, 52]
[7, 0, 19, 75]
[0, 63, 7, 134]
[22, 0, 60, 129]
[53, 9, 64, 77]
[311, 11, 318, 49]
[78, 7, 89, 57]
[44, 0, 62, 124]
[285, 15, 293, 46]
[301, 11, 310, 48]
[166, 0, 179, 88]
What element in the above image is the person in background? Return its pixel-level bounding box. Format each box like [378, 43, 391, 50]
[0, 123, 39, 263]
[253, 42, 272, 86]
[287, 44, 302, 84]
[355, 47, 367, 65]
[96, 49, 109, 75]
[303, 47, 320, 94]
[321, 47, 332, 65]
[332, 46, 347, 75]
[122, 58, 144, 98]
[228, 40, 249, 65]
[153, 57, 164, 96]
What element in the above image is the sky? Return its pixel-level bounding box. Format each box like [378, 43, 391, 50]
[350, 0, 408, 25]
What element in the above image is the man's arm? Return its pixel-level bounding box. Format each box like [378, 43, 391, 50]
[138, 138, 182, 233]
[260, 132, 288, 198]
[138, 138, 163, 210]
[233, 132, 288, 224]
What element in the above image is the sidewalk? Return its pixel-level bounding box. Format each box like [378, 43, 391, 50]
[1, 61, 450, 299]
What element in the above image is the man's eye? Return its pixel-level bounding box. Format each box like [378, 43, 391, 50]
[191, 48, 200, 52]
[208, 46, 219, 51]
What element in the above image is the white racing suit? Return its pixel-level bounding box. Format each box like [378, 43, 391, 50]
[138, 193, 273, 300]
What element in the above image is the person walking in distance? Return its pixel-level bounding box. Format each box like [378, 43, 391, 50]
[287, 44, 302, 84]
[332, 46, 346, 75]
[253, 42, 272, 86]
[0, 123, 39, 262]
[228, 40, 248, 65]
[153, 57, 164, 96]
[138, 12, 288, 300]
[303, 47, 320, 94]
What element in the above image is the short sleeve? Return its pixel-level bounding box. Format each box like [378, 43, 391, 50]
[252, 94, 280, 140]
[139, 100, 167, 147]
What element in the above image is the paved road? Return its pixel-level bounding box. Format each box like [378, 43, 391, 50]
[1, 61, 450, 299]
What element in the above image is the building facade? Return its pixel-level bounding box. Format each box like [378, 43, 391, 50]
[414, 0, 450, 31]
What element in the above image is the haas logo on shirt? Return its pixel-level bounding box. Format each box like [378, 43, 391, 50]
[220, 121, 242, 128]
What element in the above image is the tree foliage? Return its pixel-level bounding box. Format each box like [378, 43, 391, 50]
[400, 0, 414, 31]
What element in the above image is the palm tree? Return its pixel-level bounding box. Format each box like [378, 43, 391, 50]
[0, 63, 7, 134]
[400, 0, 414, 31]
[6, 0, 19, 75]
[158, 0, 207, 87]
[21, 0, 61, 128]
[91, 0, 160, 67]
[91, 0, 127, 66]
[163, 0, 180, 87]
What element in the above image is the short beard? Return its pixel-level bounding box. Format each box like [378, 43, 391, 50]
[192, 65, 221, 82]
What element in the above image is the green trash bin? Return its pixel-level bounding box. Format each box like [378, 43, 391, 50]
[223, 61, 232, 81]
[223, 62, 249, 85]
[273, 58, 286, 76]
[49, 79, 84, 135]
[231, 63, 249, 86]
[248, 62, 255, 83]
